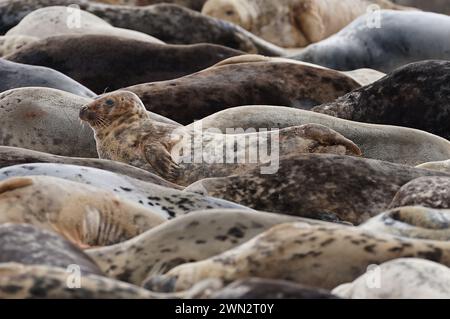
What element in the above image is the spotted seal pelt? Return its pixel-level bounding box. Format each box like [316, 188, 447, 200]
[0, 1, 284, 55]
[0, 146, 180, 189]
[313, 60, 450, 139]
[0, 87, 96, 157]
[144, 222, 450, 292]
[333, 258, 450, 299]
[186, 105, 450, 166]
[86, 209, 330, 285]
[0, 263, 161, 299]
[0, 224, 102, 275]
[416, 160, 450, 174]
[202, 0, 412, 48]
[7, 6, 163, 44]
[80, 91, 362, 185]
[211, 54, 386, 86]
[185, 154, 450, 224]
[291, 11, 450, 73]
[124, 62, 361, 124]
[0, 35, 37, 56]
[0, 163, 252, 218]
[180, 278, 340, 299]
[360, 206, 450, 241]
[389, 177, 450, 209]
[0, 58, 95, 97]
[0, 176, 166, 247]
[5, 34, 243, 94]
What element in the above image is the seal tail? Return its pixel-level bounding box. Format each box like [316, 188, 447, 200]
[0, 177, 34, 195]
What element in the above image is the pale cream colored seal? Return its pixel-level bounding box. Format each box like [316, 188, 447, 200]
[333, 258, 450, 299]
[202, 0, 413, 47]
[145, 222, 450, 292]
[0, 176, 165, 248]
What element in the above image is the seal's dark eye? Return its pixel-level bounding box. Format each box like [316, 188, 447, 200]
[105, 99, 114, 106]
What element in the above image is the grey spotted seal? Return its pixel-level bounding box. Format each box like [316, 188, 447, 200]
[0, 163, 252, 218]
[0, 87, 96, 157]
[291, 11, 450, 73]
[124, 60, 361, 124]
[313, 60, 450, 139]
[185, 154, 450, 224]
[333, 258, 450, 299]
[0, 224, 102, 275]
[80, 91, 362, 185]
[6, 6, 164, 44]
[5, 34, 243, 94]
[0, 146, 181, 189]
[389, 177, 450, 209]
[185, 105, 450, 166]
[87, 209, 328, 285]
[0, 176, 165, 247]
[145, 222, 450, 292]
[417, 160, 450, 173]
[360, 206, 450, 241]
[0, 1, 283, 55]
[202, 0, 412, 47]
[0, 35, 36, 56]
[0, 58, 95, 97]
[0, 263, 159, 299]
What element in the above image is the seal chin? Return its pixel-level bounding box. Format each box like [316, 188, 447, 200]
[143, 275, 178, 293]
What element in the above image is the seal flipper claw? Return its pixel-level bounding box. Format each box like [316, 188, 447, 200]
[142, 143, 180, 181]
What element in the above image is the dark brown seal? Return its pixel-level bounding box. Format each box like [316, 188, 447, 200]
[5, 34, 243, 94]
[313, 60, 450, 139]
[95, 0, 207, 11]
[125, 61, 361, 124]
[185, 154, 450, 224]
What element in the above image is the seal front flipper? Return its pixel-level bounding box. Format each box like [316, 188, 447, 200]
[293, 1, 326, 44]
[142, 143, 181, 182]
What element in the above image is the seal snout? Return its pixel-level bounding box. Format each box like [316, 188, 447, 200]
[79, 106, 96, 122]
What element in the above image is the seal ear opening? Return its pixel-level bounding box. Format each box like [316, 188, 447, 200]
[0, 177, 34, 195]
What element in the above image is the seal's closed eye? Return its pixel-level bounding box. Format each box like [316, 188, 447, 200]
[105, 99, 115, 106]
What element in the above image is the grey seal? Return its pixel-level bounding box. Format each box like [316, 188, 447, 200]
[0, 58, 95, 97]
[291, 11, 450, 73]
